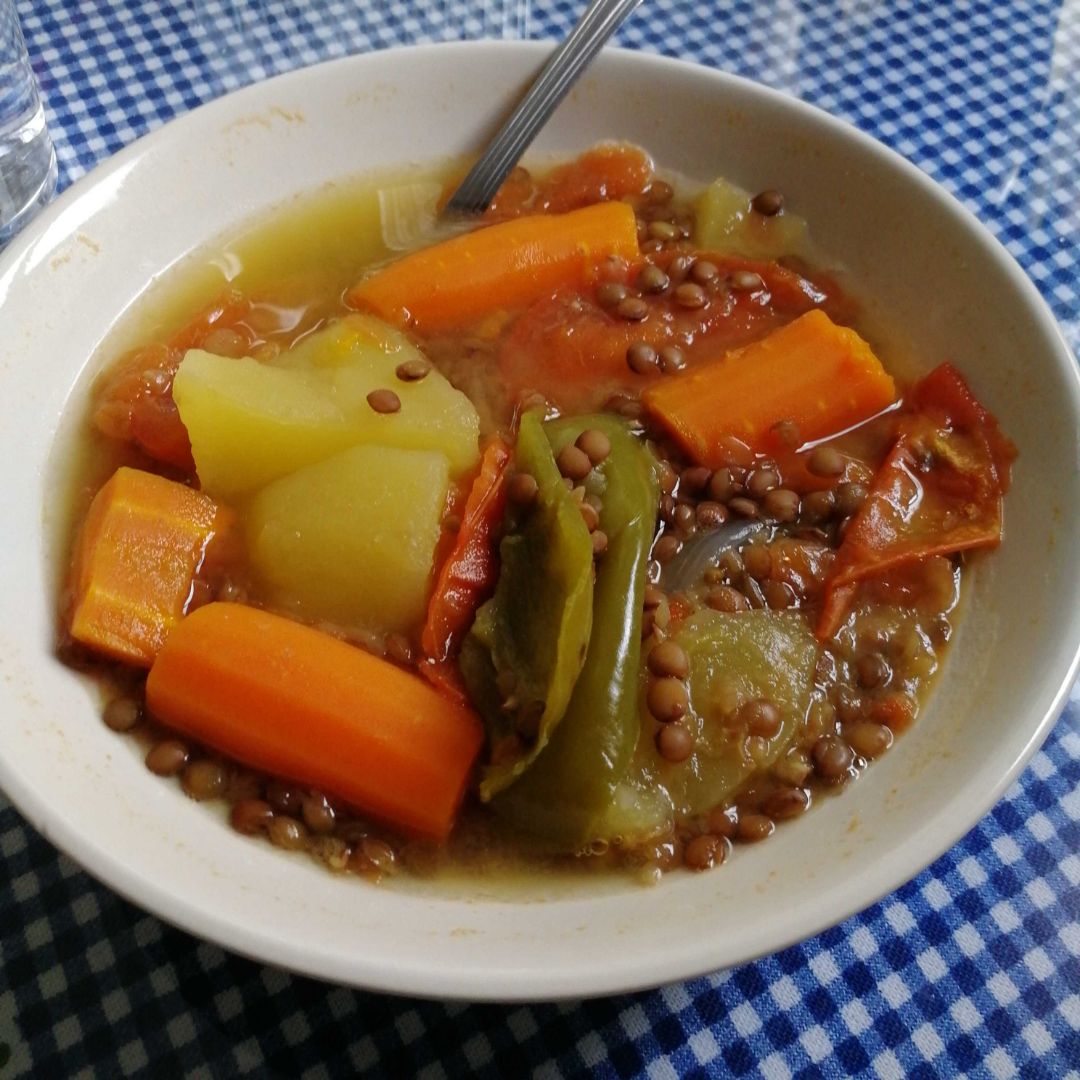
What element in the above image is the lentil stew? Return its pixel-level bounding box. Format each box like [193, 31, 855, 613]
[57, 145, 1015, 884]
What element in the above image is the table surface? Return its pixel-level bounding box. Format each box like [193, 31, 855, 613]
[3, 0, 1079, 1076]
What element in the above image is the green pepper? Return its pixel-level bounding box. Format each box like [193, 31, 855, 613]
[490, 414, 659, 850]
[460, 410, 595, 799]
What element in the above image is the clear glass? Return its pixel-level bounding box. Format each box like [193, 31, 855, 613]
[0, 0, 56, 247]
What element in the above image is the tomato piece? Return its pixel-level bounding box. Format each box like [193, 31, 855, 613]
[816, 364, 1014, 639]
[467, 144, 655, 220]
[93, 291, 252, 471]
[497, 252, 840, 414]
[421, 437, 511, 664]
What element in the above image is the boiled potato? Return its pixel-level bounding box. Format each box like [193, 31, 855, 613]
[695, 177, 810, 260]
[172, 352, 355, 500]
[276, 315, 480, 476]
[246, 443, 449, 635]
[174, 314, 479, 500]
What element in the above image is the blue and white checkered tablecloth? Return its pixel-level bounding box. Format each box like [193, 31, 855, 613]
[3, 1, 1078, 1076]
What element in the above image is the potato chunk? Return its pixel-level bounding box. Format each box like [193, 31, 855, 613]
[247, 444, 449, 635]
[277, 315, 480, 476]
[173, 314, 479, 499]
[173, 354, 355, 500]
[694, 177, 809, 260]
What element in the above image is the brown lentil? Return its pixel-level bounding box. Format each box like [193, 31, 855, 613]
[657, 461, 679, 495]
[302, 793, 337, 835]
[353, 836, 396, 877]
[808, 445, 846, 477]
[591, 530, 609, 557]
[736, 814, 775, 843]
[231, 798, 274, 836]
[763, 579, 795, 609]
[689, 259, 720, 285]
[395, 358, 431, 382]
[637, 264, 670, 293]
[801, 488, 836, 523]
[576, 428, 612, 465]
[604, 392, 643, 419]
[673, 503, 697, 534]
[145, 739, 189, 777]
[678, 465, 711, 493]
[707, 806, 738, 838]
[684, 833, 726, 871]
[835, 481, 869, 517]
[763, 488, 801, 522]
[745, 468, 779, 499]
[556, 444, 593, 481]
[181, 759, 229, 801]
[743, 544, 772, 579]
[656, 722, 694, 762]
[366, 388, 401, 414]
[643, 583, 666, 610]
[648, 220, 680, 241]
[857, 653, 891, 689]
[761, 786, 810, 820]
[729, 497, 759, 519]
[579, 501, 600, 532]
[697, 501, 728, 528]
[739, 698, 782, 738]
[647, 179, 674, 204]
[846, 721, 894, 759]
[647, 677, 689, 723]
[751, 189, 785, 216]
[657, 344, 687, 374]
[729, 269, 765, 291]
[615, 296, 649, 322]
[596, 281, 629, 307]
[103, 695, 142, 732]
[812, 734, 856, 780]
[647, 640, 691, 679]
[667, 254, 692, 281]
[673, 282, 707, 309]
[507, 472, 539, 505]
[626, 340, 663, 377]
[266, 780, 303, 814]
[771, 419, 802, 449]
[708, 468, 738, 502]
[653, 534, 682, 563]
[706, 585, 751, 612]
[269, 815, 308, 851]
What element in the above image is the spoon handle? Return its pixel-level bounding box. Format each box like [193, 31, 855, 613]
[443, 0, 643, 216]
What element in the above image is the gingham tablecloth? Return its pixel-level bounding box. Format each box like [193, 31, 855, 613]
[3, 1, 1078, 1076]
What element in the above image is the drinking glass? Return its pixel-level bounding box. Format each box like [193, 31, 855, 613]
[0, 0, 56, 246]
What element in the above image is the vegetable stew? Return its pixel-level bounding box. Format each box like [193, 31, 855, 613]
[57, 145, 1015, 884]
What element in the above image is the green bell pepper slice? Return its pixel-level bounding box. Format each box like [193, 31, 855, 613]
[490, 414, 660, 850]
[461, 410, 595, 799]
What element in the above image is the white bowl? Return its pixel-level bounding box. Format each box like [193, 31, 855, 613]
[1, 41, 1077, 1001]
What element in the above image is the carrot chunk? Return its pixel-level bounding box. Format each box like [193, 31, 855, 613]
[146, 603, 484, 839]
[67, 467, 222, 667]
[642, 309, 897, 463]
[346, 202, 640, 333]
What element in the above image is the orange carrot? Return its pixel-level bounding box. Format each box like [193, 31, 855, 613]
[642, 310, 897, 464]
[421, 436, 511, 664]
[346, 202, 640, 333]
[146, 603, 484, 839]
[68, 467, 223, 667]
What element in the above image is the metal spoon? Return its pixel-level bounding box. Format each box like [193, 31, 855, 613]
[443, 0, 643, 216]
